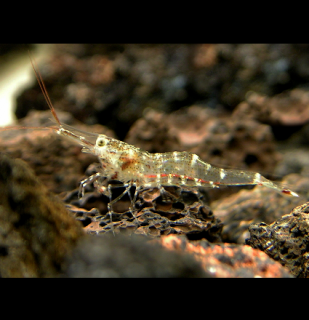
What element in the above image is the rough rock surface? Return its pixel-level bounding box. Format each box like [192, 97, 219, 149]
[156, 235, 292, 278]
[0, 110, 114, 194]
[212, 173, 309, 243]
[246, 202, 309, 278]
[65, 186, 223, 242]
[0, 153, 84, 277]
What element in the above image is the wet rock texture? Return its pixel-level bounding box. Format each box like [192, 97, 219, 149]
[2, 44, 309, 277]
[246, 202, 309, 278]
[66, 186, 223, 242]
[0, 153, 84, 277]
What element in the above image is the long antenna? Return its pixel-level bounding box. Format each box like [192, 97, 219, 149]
[27, 50, 61, 126]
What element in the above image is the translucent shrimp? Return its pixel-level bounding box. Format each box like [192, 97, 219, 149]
[29, 54, 299, 232]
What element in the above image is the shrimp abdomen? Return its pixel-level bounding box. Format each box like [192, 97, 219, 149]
[138, 152, 298, 196]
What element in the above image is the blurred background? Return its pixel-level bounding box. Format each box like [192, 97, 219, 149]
[2, 44, 309, 134]
[2, 44, 309, 179]
[0, 44, 53, 126]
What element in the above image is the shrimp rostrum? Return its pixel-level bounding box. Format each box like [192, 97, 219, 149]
[30, 54, 299, 230]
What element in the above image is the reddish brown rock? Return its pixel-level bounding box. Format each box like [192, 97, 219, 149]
[233, 89, 309, 126]
[17, 44, 309, 141]
[0, 110, 114, 194]
[156, 235, 292, 278]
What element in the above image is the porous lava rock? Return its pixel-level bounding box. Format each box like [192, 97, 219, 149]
[66, 186, 223, 242]
[246, 202, 309, 278]
[212, 173, 309, 243]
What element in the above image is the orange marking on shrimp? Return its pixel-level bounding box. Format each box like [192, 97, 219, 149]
[121, 157, 137, 171]
[111, 172, 118, 180]
[198, 178, 210, 184]
[282, 189, 292, 195]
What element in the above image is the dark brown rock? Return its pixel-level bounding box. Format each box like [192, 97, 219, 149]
[274, 149, 309, 177]
[65, 186, 223, 242]
[0, 153, 84, 277]
[246, 202, 309, 278]
[65, 233, 210, 278]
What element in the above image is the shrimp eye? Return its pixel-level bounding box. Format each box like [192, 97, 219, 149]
[97, 139, 105, 147]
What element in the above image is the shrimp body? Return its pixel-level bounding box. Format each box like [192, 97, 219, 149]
[28, 53, 298, 234]
[29, 53, 298, 198]
[85, 133, 297, 196]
